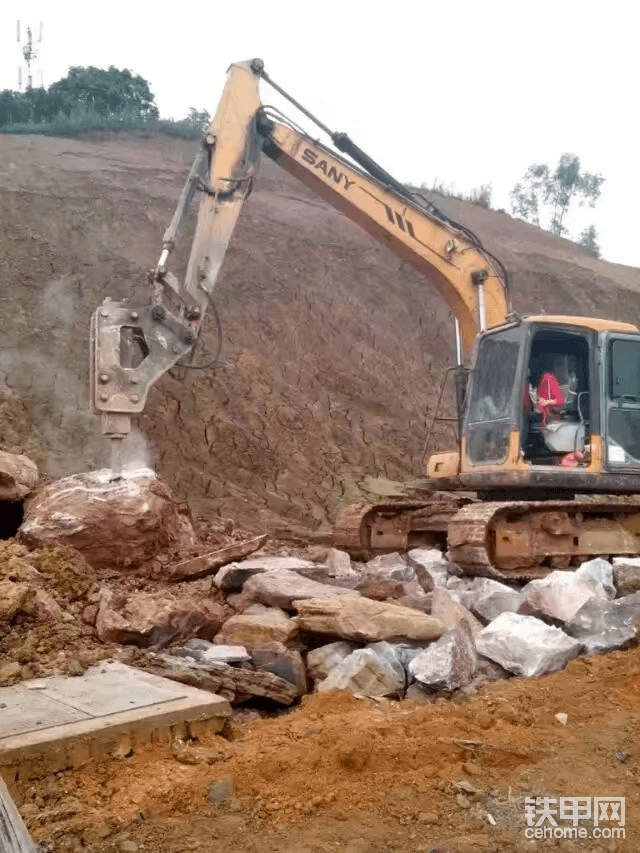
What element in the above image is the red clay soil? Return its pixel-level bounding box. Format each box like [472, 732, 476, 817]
[14, 646, 640, 852]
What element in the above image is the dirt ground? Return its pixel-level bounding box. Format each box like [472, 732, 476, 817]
[11, 646, 638, 853]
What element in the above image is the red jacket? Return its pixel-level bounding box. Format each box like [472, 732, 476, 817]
[536, 372, 564, 424]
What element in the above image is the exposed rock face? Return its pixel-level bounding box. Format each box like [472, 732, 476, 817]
[476, 612, 583, 677]
[214, 609, 300, 649]
[575, 559, 615, 599]
[0, 449, 38, 501]
[518, 570, 606, 625]
[294, 595, 443, 643]
[408, 622, 477, 692]
[95, 586, 224, 646]
[242, 569, 358, 611]
[20, 468, 195, 569]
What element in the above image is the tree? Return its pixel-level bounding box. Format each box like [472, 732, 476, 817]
[48, 66, 158, 118]
[579, 225, 600, 258]
[510, 154, 605, 236]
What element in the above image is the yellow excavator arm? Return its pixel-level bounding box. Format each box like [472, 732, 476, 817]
[91, 58, 510, 474]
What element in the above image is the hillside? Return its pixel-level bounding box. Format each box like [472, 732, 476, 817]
[1, 131, 639, 534]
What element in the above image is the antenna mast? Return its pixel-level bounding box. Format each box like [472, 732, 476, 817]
[17, 20, 43, 91]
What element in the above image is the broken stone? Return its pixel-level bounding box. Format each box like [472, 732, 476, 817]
[407, 548, 450, 590]
[95, 586, 225, 647]
[214, 609, 300, 649]
[430, 588, 483, 637]
[612, 557, 640, 597]
[363, 552, 415, 583]
[574, 558, 615, 599]
[393, 580, 433, 613]
[295, 563, 361, 589]
[214, 555, 317, 592]
[355, 575, 406, 601]
[476, 612, 582, 677]
[467, 578, 523, 624]
[152, 654, 297, 705]
[365, 641, 406, 684]
[169, 535, 268, 582]
[519, 570, 606, 625]
[294, 595, 443, 643]
[0, 579, 34, 622]
[181, 639, 251, 664]
[250, 643, 307, 695]
[317, 647, 405, 698]
[408, 621, 477, 692]
[0, 449, 38, 500]
[563, 591, 640, 654]
[242, 569, 358, 611]
[20, 469, 195, 570]
[306, 641, 358, 681]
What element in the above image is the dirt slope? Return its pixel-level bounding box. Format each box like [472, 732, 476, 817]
[1, 131, 639, 533]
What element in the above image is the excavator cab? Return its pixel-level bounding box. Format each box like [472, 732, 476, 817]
[430, 317, 640, 498]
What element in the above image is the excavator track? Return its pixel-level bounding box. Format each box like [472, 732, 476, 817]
[332, 496, 471, 561]
[334, 497, 640, 580]
[448, 499, 640, 580]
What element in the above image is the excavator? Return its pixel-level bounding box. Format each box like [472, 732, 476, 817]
[91, 58, 640, 580]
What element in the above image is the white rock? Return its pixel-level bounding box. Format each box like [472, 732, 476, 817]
[407, 548, 450, 589]
[317, 647, 405, 698]
[468, 578, 524, 623]
[408, 621, 477, 692]
[307, 641, 358, 681]
[575, 558, 615, 599]
[519, 570, 606, 624]
[476, 612, 583, 677]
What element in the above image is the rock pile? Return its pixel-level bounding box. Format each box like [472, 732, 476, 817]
[118, 547, 640, 707]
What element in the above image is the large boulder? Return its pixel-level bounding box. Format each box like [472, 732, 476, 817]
[0, 449, 38, 501]
[20, 468, 195, 570]
[95, 586, 224, 646]
[317, 647, 405, 698]
[476, 612, 582, 677]
[430, 588, 483, 636]
[408, 621, 477, 692]
[214, 555, 316, 592]
[518, 570, 606, 625]
[612, 557, 640, 597]
[214, 608, 300, 649]
[467, 578, 524, 624]
[306, 640, 359, 682]
[564, 591, 640, 654]
[242, 569, 358, 611]
[294, 595, 443, 643]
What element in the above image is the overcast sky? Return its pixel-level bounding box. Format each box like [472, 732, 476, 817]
[1, 0, 638, 269]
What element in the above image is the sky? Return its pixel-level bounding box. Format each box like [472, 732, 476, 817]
[1, 0, 639, 269]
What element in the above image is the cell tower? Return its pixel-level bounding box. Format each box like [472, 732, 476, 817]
[17, 20, 43, 91]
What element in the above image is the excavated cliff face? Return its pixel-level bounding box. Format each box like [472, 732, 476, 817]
[1, 131, 639, 534]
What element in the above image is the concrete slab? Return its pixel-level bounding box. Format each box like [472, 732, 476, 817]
[0, 661, 230, 781]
